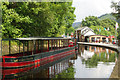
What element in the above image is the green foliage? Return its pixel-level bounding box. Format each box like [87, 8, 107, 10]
[83, 52, 118, 68]
[117, 28, 120, 39]
[90, 25, 115, 36]
[111, 1, 120, 20]
[98, 13, 116, 21]
[53, 66, 75, 79]
[85, 54, 98, 68]
[100, 19, 116, 28]
[81, 15, 116, 36]
[47, 2, 76, 37]
[98, 52, 107, 62]
[100, 19, 116, 36]
[90, 26, 106, 35]
[81, 16, 100, 27]
[111, 1, 120, 39]
[2, 2, 76, 38]
[65, 26, 75, 35]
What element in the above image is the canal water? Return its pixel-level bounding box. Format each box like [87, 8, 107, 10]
[2, 45, 118, 79]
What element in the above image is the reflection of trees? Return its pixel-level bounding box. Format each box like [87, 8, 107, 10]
[53, 66, 75, 79]
[82, 52, 118, 68]
[98, 52, 116, 62]
[52, 63, 75, 79]
[85, 54, 98, 68]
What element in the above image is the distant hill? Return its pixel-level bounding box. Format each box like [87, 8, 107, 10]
[98, 13, 116, 21]
[98, 13, 120, 23]
[72, 22, 81, 29]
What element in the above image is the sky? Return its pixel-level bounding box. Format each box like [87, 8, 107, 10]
[72, 0, 119, 22]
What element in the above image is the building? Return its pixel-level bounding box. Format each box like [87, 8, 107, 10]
[88, 35, 107, 43]
[75, 26, 112, 43]
[75, 26, 96, 42]
[75, 26, 116, 43]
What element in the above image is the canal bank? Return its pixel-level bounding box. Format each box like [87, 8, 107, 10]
[78, 42, 120, 78]
[77, 42, 120, 52]
[110, 54, 120, 78]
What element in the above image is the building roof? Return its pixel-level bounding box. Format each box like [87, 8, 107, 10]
[76, 26, 94, 32]
[76, 26, 96, 36]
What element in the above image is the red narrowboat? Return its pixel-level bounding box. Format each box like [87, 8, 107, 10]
[1, 37, 76, 69]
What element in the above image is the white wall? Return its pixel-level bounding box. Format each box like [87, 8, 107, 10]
[84, 31, 96, 36]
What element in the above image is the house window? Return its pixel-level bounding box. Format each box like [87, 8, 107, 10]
[102, 38, 106, 42]
[91, 37, 95, 42]
[97, 37, 100, 39]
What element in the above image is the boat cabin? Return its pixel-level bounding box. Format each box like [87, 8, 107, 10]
[2, 37, 74, 56]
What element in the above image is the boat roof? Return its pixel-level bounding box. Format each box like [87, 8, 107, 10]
[2, 37, 72, 41]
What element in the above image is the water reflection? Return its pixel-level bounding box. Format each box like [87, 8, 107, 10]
[78, 45, 118, 68]
[19, 59, 73, 79]
[74, 44, 118, 78]
[53, 66, 75, 79]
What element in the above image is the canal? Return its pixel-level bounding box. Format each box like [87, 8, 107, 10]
[2, 45, 119, 79]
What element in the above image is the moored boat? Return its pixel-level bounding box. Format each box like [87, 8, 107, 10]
[1, 37, 76, 69]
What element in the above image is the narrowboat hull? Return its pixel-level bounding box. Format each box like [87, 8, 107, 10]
[2, 47, 75, 69]
[2, 53, 75, 78]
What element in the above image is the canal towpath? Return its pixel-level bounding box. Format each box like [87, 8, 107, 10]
[77, 42, 120, 52]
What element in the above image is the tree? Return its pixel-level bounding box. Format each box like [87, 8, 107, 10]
[90, 26, 112, 36]
[111, 1, 120, 43]
[111, 1, 120, 20]
[100, 19, 116, 36]
[81, 16, 100, 27]
[49, 2, 76, 37]
[2, 2, 76, 38]
[81, 15, 116, 36]
[65, 27, 75, 36]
